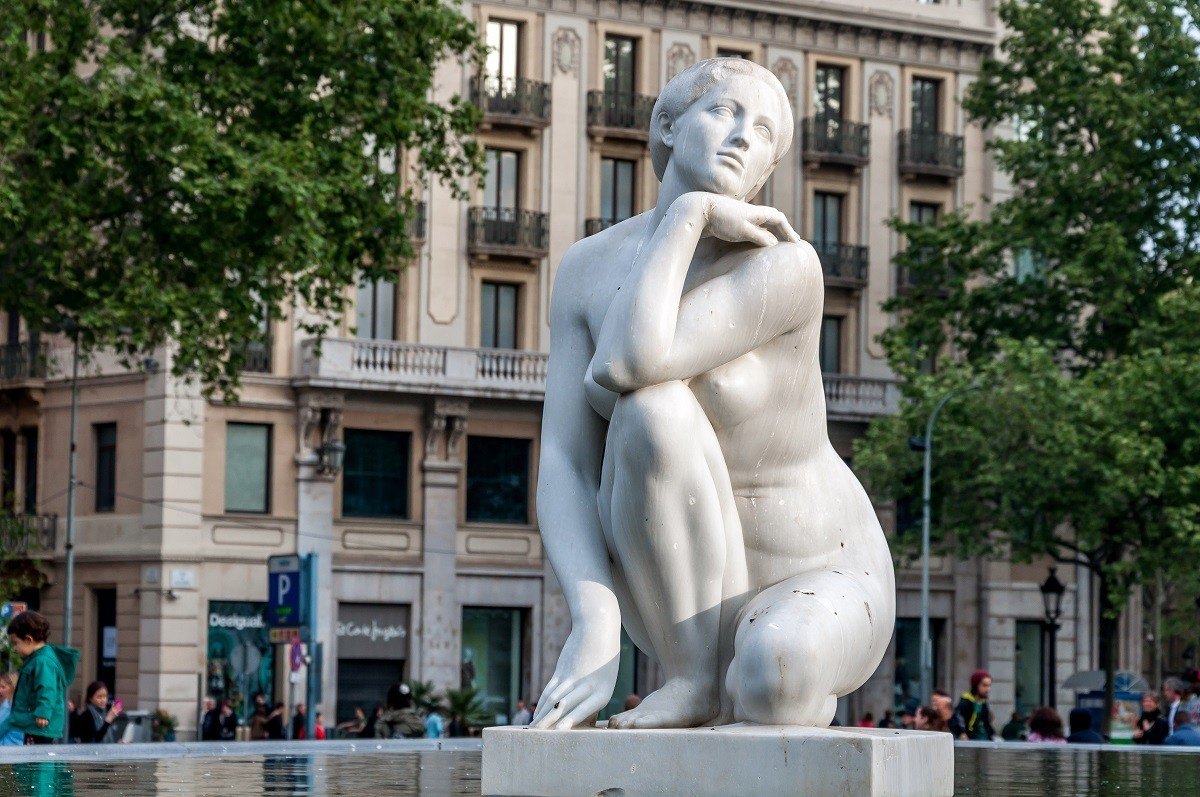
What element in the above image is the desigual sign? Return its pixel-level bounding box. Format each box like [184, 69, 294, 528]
[336, 603, 410, 659]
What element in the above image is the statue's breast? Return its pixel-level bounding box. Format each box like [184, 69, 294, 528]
[688, 351, 769, 431]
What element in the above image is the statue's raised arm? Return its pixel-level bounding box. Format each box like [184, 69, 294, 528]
[533, 58, 895, 732]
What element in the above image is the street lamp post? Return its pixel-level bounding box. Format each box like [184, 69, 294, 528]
[61, 325, 80, 650]
[1040, 567, 1066, 709]
[909, 381, 979, 706]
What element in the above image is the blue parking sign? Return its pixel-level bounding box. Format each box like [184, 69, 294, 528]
[268, 555, 303, 628]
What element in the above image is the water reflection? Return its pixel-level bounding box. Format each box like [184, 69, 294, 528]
[0, 747, 1197, 796]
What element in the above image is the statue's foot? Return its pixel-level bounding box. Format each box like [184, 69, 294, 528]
[608, 678, 719, 729]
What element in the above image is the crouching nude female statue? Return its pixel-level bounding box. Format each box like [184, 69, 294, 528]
[531, 58, 895, 731]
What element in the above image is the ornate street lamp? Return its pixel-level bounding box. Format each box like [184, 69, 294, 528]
[317, 438, 346, 476]
[1040, 567, 1066, 708]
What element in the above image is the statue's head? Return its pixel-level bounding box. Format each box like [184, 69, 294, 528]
[650, 58, 794, 202]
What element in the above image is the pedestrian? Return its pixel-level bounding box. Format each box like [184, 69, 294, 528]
[898, 707, 916, 730]
[310, 712, 327, 740]
[425, 707, 445, 739]
[1163, 705, 1200, 747]
[622, 695, 641, 712]
[856, 712, 875, 728]
[876, 709, 898, 729]
[1000, 711, 1027, 741]
[249, 694, 270, 740]
[1065, 708, 1105, 744]
[335, 706, 367, 737]
[914, 706, 947, 733]
[1025, 706, 1065, 743]
[510, 699, 532, 726]
[0, 672, 27, 745]
[71, 681, 121, 743]
[930, 689, 954, 728]
[264, 701, 286, 740]
[1132, 692, 1169, 745]
[375, 683, 423, 739]
[4, 610, 79, 745]
[217, 699, 238, 741]
[290, 703, 306, 740]
[362, 705, 383, 739]
[950, 670, 995, 741]
[200, 697, 220, 741]
[1163, 677, 1185, 733]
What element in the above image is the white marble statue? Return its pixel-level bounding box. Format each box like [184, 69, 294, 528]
[531, 58, 895, 731]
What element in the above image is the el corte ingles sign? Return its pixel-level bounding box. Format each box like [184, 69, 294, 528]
[336, 603, 410, 659]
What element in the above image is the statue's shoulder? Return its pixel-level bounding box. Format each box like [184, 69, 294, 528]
[555, 215, 647, 288]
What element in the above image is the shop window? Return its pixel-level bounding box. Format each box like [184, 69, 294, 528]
[461, 606, 530, 725]
[206, 601, 274, 723]
[342, 429, 411, 519]
[94, 423, 116, 512]
[1014, 620, 1046, 715]
[466, 436, 531, 524]
[893, 617, 946, 709]
[225, 423, 271, 514]
[819, 316, 843, 375]
[480, 282, 520, 350]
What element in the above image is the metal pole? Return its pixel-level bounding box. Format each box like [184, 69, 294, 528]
[1047, 622, 1058, 709]
[62, 331, 79, 648]
[304, 553, 317, 740]
[919, 382, 978, 706]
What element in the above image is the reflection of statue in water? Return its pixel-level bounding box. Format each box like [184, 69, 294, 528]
[533, 58, 895, 730]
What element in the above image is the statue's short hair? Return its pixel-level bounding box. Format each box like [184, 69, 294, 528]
[649, 58, 794, 184]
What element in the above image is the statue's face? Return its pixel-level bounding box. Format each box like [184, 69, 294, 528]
[667, 74, 782, 200]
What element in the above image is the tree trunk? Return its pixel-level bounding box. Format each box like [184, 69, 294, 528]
[1097, 575, 1119, 738]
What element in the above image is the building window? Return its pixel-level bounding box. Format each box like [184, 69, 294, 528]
[604, 35, 637, 96]
[94, 423, 116, 512]
[1, 430, 14, 512]
[485, 19, 521, 85]
[342, 429, 411, 519]
[716, 47, 750, 59]
[225, 423, 271, 514]
[1014, 620, 1045, 715]
[600, 157, 636, 227]
[893, 617, 945, 708]
[814, 64, 846, 123]
[911, 77, 941, 134]
[480, 282, 520, 350]
[461, 606, 530, 725]
[22, 427, 37, 515]
[1013, 249, 1048, 282]
[93, 587, 117, 694]
[909, 201, 941, 225]
[484, 149, 521, 211]
[466, 435, 531, 523]
[355, 278, 396, 340]
[819, 316, 843, 375]
[812, 192, 844, 249]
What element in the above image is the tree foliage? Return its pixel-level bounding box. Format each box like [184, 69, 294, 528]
[857, 0, 1200, 724]
[0, 0, 483, 397]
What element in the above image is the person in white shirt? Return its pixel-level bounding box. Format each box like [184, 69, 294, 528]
[1164, 678, 1185, 732]
[510, 699, 533, 726]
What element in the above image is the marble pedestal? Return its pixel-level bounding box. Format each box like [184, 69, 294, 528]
[482, 724, 954, 797]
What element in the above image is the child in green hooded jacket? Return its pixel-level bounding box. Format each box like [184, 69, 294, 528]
[2, 610, 79, 743]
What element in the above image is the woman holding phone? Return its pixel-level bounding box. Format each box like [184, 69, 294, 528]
[71, 680, 122, 743]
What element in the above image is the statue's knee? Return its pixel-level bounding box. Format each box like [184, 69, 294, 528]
[735, 620, 825, 699]
[613, 381, 696, 454]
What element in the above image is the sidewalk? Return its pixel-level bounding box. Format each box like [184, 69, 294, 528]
[0, 738, 483, 764]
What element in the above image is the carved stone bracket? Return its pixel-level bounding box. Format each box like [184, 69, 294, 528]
[770, 58, 799, 106]
[552, 28, 581, 76]
[666, 43, 696, 81]
[296, 390, 345, 459]
[425, 398, 470, 463]
[869, 71, 895, 118]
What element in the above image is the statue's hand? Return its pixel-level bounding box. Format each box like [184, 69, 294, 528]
[531, 618, 621, 730]
[678, 192, 801, 248]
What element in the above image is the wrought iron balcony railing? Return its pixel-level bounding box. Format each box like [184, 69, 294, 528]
[467, 207, 549, 260]
[586, 91, 656, 138]
[815, 243, 869, 288]
[0, 341, 46, 383]
[584, 217, 628, 236]
[0, 513, 57, 554]
[470, 76, 551, 128]
[802, 117, 870, 167]
[237, 340, 273, 374]
[898, 130, 965, 178]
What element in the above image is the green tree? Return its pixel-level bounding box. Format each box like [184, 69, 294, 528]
[860, 0, 1200, 733]
[0, 0, 483, 397]
[406, 678, 447, 717]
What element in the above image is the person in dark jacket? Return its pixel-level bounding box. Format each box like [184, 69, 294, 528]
[1066, 707, 1105, 744]
[1133, 692, 1169, 745]
[264, 701, 286, 740]
[217, 700, 238, 741]
[71, 681, 121, 743]
[950, 669, 996, 740]
[200, 698, 221, 741]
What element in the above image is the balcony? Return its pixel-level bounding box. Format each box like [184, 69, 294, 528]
[299, 339, 548, 401]
[824, 376, 901, 422]
[0, 513, 57, 554]
[898, 130, 964, 179]
[467, 207, 549, 261]
[0, 341, 46, 386]
[237, 340, 273, 374]
[585, 218, 622, 237]
[802, 117, 870, 169]
[587, 91, 656, 140]
[470, 76, 550, 130]
[815, 243, 869, 289]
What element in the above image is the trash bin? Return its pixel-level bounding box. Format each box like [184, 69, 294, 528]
[118, 711, 153, 743]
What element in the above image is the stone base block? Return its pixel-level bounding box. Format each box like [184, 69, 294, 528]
[482, 724, 954, 797]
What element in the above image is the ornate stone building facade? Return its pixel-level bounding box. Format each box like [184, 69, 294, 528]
[0, 0, 1142, 737]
